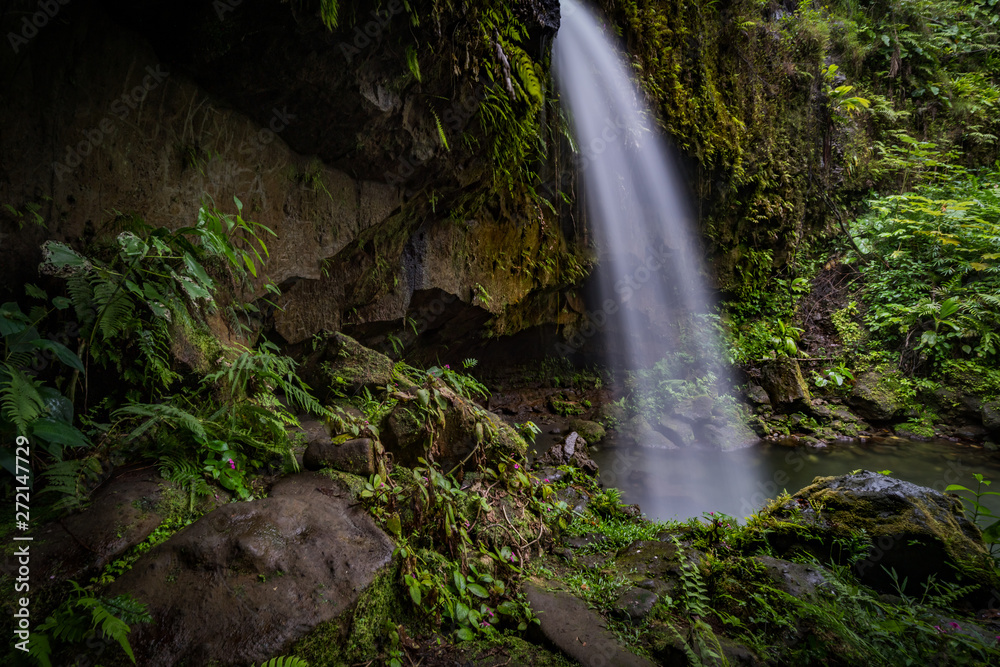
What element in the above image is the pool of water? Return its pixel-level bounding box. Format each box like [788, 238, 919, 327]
[589, 435, 1000, 522]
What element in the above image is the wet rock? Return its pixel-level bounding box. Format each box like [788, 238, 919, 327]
[3, 468, 166, 590]
[303, 437, 376, 476]
[955, 425, 988, 441]
[759, 358, 812, 412]
[567, 418, 606, 444]
[523, 582, 656, 667]
[703, 419, 760, 451]
[623, 416, 680, 449]
[764, 471, 999, 601]
[674, 395, 715, 423]
[107, 473, 394, 667]
[754, 556, 834, 600]
[614, 540, 691, 598]
[613, 586, 659, 620]
[848, 370, 904, 421]
[657, 415, 696, 447]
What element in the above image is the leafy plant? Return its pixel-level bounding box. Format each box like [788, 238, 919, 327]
[28, 581, 151, 666]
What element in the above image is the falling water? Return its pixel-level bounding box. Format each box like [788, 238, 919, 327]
[553, 0, 762, 519]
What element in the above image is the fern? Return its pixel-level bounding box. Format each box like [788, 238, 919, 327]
[92, 278, 136, 341]
[255, 657, 310, 667]
[319, 0, 339, 29]
[30, 580, 151, 666]
[506, 42, 543, 105]
[1, 363, 46, 434]
[430, 108, 450, 151]
[158, 454, 212, 512]
[39, 459, 101, 510]
[406, 44, 422, 82]
[114, 402, 207, 442]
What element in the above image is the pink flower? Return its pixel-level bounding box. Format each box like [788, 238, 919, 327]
[514, 463, 520, 470]
[934, 626, 943, 633]
[543, 478, 550, 483]
[445, 364, 450, 369]
[228, 459, 236, 469]
[949, 622, 961, 630]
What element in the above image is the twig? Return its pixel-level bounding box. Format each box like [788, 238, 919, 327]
[501, 505, 528, 547]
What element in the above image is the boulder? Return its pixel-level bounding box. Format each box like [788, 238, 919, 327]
[380, 382, 527, 471]
[982, 400, 1000, 434]
[303, 437, 376, 476]
[702, 419, 760, 451]
[299, 331, 400, 398]
[753, 556, 833, 600]
[848, 371, 905, 421]
[759, 358, 812, 412]
[523, 581, 656, 667]
[746, 383, 771, 405]
[613, 586, 659, 621]
[657, 415, 696, 447]
[622, 416, 680, 449]
[106, 473, 395, 666]
[674, 395, 716, 423]
[762, 471, 998, 600]
[567, 418, 607, 444]
[2, 468, 168, 591]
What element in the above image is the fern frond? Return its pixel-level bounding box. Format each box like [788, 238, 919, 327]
[114, 402, 207, 442]
[255, 656, 310, 667]
[319, 0, 339, 28]
[1, 364, 46, 434]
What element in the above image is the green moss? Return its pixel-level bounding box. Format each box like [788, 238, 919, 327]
[292, 561, 403, 665]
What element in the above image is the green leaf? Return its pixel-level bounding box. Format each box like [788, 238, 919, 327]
[453, 570, 467, 593]
[31, 339, 85, 373]
[39, 241, 91, 276]
[467, 583, 489, 599]
[982, 519, 1000, 544]
[456, 628, 474, 641]
[31, 418, 90, 451]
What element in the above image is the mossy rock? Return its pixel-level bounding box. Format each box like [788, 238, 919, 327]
[567, 419, 606, 444]
[848, 370, 906, 421]
[759, 358, 812, 413]
[299, 331, 398, 398]
[380, 381, 527, 471]
[762, 471, 999, 602]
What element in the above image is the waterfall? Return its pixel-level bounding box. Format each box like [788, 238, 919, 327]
[554, 0, 760, 519]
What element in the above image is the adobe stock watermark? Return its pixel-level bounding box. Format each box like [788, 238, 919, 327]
[52, 64, 171, 181]
[6, 0, 72, 54]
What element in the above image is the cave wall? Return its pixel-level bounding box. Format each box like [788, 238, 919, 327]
[0, 0, 585, 355]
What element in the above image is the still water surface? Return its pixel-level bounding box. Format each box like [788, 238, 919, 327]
[589, 436, 1000, 522]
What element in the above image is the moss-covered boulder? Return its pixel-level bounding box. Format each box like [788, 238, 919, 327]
[380, 381, 527, 471]
[759, 358, 812, 413]
[299, 331, 399, 398]
[761, 471, 998, 602]
[847, 370, 905, 421]
[567, 418, 606, 444]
